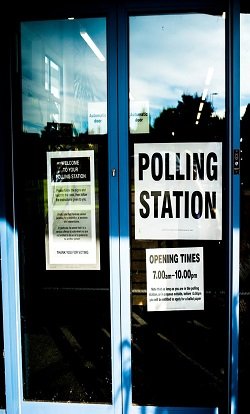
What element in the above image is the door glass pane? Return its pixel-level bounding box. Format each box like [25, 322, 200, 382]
[240, 5, 250, 413]
[129, 11, 227, 408]
[18, 17, 111, 403]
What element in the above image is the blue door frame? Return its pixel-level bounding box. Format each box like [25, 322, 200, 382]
[0, 1, 240, 413]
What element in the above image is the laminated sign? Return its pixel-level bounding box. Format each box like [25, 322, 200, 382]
[134, 142, 222, 240]
[146, 247, 204, 311]
[46, 150, 100, 270]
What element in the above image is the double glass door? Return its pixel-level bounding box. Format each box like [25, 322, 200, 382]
[12, 2, 231, 413]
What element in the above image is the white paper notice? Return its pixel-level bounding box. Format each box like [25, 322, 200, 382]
[46, 150, 99, 269]
[134, 142, 222, 240]
[88, 102, 107, 135]
[130, 100, 149, 134]
[146, 247, 204, 311]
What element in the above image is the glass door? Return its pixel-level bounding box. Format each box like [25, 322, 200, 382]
[16, 12, 122, 414]
[5, 2, 234, 414]
[120, 7, 230, 413]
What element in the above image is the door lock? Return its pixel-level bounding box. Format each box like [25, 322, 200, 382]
[233, 149, 240, 175]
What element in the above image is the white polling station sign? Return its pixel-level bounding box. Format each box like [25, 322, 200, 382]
[134, 142, 222, 240]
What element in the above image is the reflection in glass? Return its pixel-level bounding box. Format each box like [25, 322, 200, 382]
[129, 14, 225, 132]
[129, 12, 227, 409]
[239, 10, 250, 414]
[19, 18, 111, 403]
[21, 18, 107, 135]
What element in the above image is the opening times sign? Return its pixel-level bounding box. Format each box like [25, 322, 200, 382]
[134, 142, 222, 240]
[146, 247, 204, 311]
[46, 150, 99, 270]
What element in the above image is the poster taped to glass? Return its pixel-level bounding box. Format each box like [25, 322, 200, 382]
[45, 150, 100, 270]
[134, 142, 222, 240]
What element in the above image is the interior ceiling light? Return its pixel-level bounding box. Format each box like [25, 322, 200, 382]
[201, 88, 208, 101]
[198, 102, 204, 112]
[196, 66, 215, 125]
[80, 31, 105, 61]
[205, 66, 214, 86]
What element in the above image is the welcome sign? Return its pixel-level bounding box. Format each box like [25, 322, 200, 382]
[46, 150, 100, 270]
[134, 142, 222, 240]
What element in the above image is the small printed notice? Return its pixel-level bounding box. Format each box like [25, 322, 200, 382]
[88, 102, 107, 135]
[46, 150, 100, 270]
[146, 247, 204, 311]
[130, 100, 149, 134]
